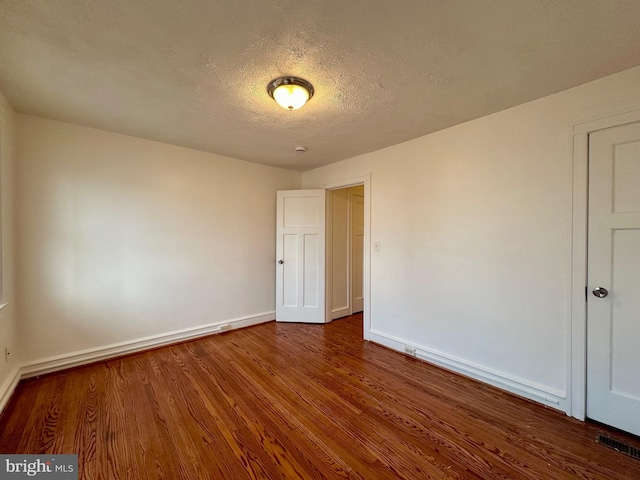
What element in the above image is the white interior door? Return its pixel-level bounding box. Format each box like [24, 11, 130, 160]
[350, 191, 364, 313]
[276, 189, 326, 323]
[587, 121, 640, 436]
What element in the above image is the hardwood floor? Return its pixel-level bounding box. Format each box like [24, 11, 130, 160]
[1, 314, 639, 479]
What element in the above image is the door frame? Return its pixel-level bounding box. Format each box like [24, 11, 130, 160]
[321, 174, 371, 339]
[570, 108, 640, 420]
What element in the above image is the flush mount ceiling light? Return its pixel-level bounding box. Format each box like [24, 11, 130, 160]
[267, 77, 314, 111]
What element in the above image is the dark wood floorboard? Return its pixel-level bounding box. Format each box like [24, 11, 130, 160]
[2, 314, 640, 479]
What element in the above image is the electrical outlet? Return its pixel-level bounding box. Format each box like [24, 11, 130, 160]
[218, 324, 230, 333]
[404, 346, 416, 356]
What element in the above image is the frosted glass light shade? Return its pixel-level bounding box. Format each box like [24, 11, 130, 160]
[267, 77, 314, 111]
[273, 84, 310, 110]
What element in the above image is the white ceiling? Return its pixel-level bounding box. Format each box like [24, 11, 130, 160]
[1, 1, 640, 172]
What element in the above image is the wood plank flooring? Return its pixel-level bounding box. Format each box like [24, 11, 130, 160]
[1, 314, 639, 479]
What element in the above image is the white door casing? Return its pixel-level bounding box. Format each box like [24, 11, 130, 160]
[587, 121, 640, 436]
[276, 189, 327, 323]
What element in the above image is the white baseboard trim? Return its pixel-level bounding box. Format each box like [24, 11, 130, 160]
[20, 311, 275, 379]
[332, 307, 351, 320]
[368, 329, 568, 413]
[0, 365, 21, 414]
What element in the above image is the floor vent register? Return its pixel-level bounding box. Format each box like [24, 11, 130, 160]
[596, 434, 640, 461]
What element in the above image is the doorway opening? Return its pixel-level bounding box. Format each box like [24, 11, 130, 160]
[275, 175, 371, 337]
[323, 175, 371, 339]
[327, 185, 364, 321]
[570, 108, 640, 435]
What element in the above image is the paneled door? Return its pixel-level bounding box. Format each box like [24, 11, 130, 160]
[587, 121, 640, 436]
[276, 190, 327, 323]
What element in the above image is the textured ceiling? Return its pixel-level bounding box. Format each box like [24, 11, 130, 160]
[1, 1, 640, 171]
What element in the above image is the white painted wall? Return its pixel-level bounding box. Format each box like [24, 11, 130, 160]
[302, 65, 640, 413]
[16, 115, 300, 365]
[0, 89, 19, 410]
